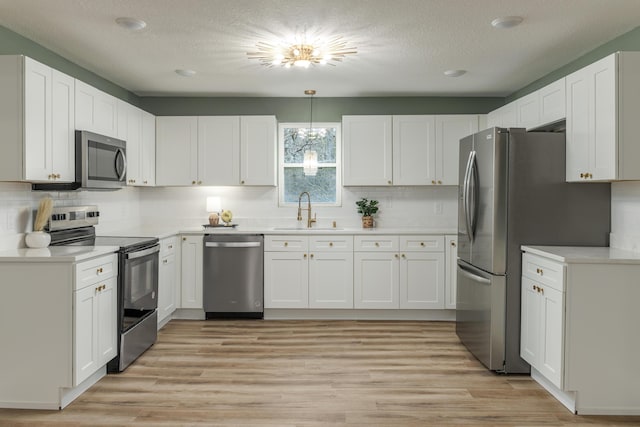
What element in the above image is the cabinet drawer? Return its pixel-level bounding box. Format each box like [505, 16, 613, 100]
[160, 236, 177, 256]
[400, 235, 444, 252]
[75, 253, 118, 290]
[354, 235, 399, 252]
[265, 235, 309, 251]
[522, 252, 564, 292]
[161, 253, 175, 266]
[309, 235, 354, 252]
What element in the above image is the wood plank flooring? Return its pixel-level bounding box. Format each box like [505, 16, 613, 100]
[2, 320, 640, 426]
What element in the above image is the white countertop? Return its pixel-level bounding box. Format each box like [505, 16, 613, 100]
[522, 245, 640, 264]
[105, 224, 457, 238]
[0, 246, 119, 263]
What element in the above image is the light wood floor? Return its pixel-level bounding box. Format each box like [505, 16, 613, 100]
[2, 320, 640, 426]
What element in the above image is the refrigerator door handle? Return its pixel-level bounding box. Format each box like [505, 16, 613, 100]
[468, 150, 479, 240]
[464, 151, 477, 242]
[458, 261, 491, 284]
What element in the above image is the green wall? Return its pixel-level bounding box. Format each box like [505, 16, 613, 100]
[0, 26, 141, 105]
[507, 25, 640, 102]
[138, 96, 502, 122]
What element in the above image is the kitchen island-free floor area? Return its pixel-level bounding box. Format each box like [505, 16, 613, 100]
[2, 320, 639, 426]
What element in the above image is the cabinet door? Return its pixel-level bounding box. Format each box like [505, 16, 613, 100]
[516, 91, 540, 130]
[24, 57, 52, 181]
[520, 276, 541, 366]
[156, 116, 198, 186]
[435, 115, 478, 185]
[392, 115, 435, 185]
[51, 69, 75, 182]
[198, 116, 240, 185]
[180, 235, 203, 309]
[308, 252, 354, 308]
[445, 235, 458, 309]
[487, 102, 517, 128]
[96, 276, 117, 365]
[264, 251, 309, 308]
[125, 104, 142, 185]
[354, 252, 399, 309]
[74, 284, 98, 386]
[240, 116, 276, 186]
[141, 110, 156, 186]
[399, 252, 444, 309]
[539, 78, 566, 126]
[158, 253, 176, 325]
[343, 115, 393, 186]
[74, 80, 118, 138]
[566, 54, 616, 181]
[539, 285, 564, 388]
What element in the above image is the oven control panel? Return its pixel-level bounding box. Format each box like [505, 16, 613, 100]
[46, 205, 100, 231]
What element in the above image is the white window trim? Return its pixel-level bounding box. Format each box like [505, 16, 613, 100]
[278, 122, 342, 207]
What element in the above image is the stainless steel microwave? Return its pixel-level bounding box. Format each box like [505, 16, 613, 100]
[75, 130, 127, 190]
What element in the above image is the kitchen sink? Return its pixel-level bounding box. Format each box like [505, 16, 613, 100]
[272, 227, 344, 231]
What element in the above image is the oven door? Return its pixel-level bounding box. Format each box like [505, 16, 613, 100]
[123, 244, 159, 310]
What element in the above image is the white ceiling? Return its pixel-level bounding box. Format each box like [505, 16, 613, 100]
[1, 0, 640, 98]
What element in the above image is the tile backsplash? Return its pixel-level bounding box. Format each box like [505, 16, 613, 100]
[3, 180, 640, 252]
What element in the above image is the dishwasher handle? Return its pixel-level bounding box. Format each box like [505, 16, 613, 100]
[205, 241, 262, 248]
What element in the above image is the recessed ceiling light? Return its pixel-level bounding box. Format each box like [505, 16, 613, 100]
[175, 69, 196, 77]
[491, 16, 524, 29]
[444, 69, 466, 77]
[115, 17, 147, 31]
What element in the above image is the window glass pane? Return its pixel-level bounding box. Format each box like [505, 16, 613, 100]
[283, 167, 336, 203]
[283, 127, 336, 164]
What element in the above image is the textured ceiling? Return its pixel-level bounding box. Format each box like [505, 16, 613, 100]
[1, 0, 640, 97]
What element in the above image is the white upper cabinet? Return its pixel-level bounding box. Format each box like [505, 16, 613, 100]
[344, 115, 477, 186]
[156, 115, 276, 187]
[0, 55, 75, 183]
[122, 101, 156, 187]
[566, 52, 640, 182]
[516, 91, 540, 130]
[538, 78, 566, 126]
[343, 115, 393, 186]
[434, 115, 479, 185]
[198, 116, 240, 186]
[240, 116, 277, 186]
[487, 101, 518, 128]
[75, 79, 119, 138]
[156, 116, 199, 186]
[392, 115, 436, 185]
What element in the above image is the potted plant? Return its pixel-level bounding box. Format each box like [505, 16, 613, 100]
[355, 198, 379, 228]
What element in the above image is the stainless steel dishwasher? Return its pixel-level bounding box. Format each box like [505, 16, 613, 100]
[203, 234, 264, 319]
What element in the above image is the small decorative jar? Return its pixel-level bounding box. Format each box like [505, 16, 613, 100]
[25, 231, 51, 248]
[362, 216, 374, 228]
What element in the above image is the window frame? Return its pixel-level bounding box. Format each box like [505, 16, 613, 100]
[278, 121, 342, 207]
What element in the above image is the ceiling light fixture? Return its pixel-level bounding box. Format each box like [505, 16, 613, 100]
[444, 69, 466, 77]
[491, 16, 524, 29]
[303, 89, 325, 176]
[247, 36, 356, 68]
[115, 17, 147, 31]
[175, 69, 196, 77]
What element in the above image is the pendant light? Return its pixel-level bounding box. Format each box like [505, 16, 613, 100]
[303, 89, 319, 176]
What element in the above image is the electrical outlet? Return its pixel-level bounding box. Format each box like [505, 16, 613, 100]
[434, 202, 443, 215]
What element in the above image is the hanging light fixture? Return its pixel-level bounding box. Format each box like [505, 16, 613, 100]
[303, 90, 319, 176]
[247, 35, 356, 68]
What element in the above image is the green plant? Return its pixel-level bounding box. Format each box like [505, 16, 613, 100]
[355, 198, 379, 217]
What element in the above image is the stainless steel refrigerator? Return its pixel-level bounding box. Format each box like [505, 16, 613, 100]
[456, 127, 610, 373]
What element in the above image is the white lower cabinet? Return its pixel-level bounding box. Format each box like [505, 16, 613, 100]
[521, 247, 640, 415]
[445, 235, 458, 309]
[158, 236, 177, 326]
[74, 274, 117, 386]
[264, 235, 353, 309]
[180, 235, 203, 309]
[353, 235, 445, 309]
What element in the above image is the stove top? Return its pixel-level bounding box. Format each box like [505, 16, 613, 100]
[94, 236, 159, 252]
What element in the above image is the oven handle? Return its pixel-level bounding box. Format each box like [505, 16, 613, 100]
[205, 241, 262, 248]
[125, 244, 160, 260]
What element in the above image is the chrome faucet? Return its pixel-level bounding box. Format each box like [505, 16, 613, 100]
[297, 191, 316, 228]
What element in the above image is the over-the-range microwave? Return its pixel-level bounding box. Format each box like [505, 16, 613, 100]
[33, 130, 127, 191]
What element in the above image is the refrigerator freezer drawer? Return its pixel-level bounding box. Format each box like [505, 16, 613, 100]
[455, 260, 506, 371]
